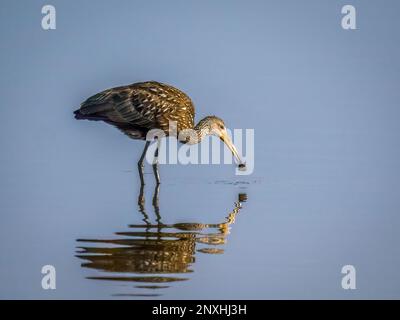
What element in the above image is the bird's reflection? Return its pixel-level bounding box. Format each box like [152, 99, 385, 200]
[76, 186, 247, 296]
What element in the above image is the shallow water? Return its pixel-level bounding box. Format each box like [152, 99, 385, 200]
[2, 161, 400, 299]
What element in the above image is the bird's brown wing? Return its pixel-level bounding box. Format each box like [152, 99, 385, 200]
[78, 81, 195, 133]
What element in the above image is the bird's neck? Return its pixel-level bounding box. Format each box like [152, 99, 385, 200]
[182, 119, 210, 145]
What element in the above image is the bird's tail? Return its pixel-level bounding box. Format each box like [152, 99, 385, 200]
[74, 109, 106, 121]
[74, 109, 85, 119]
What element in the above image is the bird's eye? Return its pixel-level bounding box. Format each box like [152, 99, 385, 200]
[219, 125, 224, 130]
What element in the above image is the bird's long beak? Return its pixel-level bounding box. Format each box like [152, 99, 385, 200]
[220, 131, 243, 165]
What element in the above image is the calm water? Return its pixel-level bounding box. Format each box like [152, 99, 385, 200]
[1, 0, 400, 299]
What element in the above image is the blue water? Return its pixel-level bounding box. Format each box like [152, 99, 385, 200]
[1, 0, 400, 299]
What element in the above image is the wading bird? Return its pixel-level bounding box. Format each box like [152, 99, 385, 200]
[74, 81, 245, 184]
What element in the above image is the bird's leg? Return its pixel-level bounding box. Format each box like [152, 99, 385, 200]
[152, 140, 161, 185]
[137, 183, 151, 226]
[152, 183, 162, 226]
[138, 141, 151, 185]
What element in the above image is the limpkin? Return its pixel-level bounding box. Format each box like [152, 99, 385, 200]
[74, 81, 244, 184]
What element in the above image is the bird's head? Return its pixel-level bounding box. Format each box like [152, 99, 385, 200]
[196, 116, 245, 167]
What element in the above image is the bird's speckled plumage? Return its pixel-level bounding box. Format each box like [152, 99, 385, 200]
[75, 81, 195, 139]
